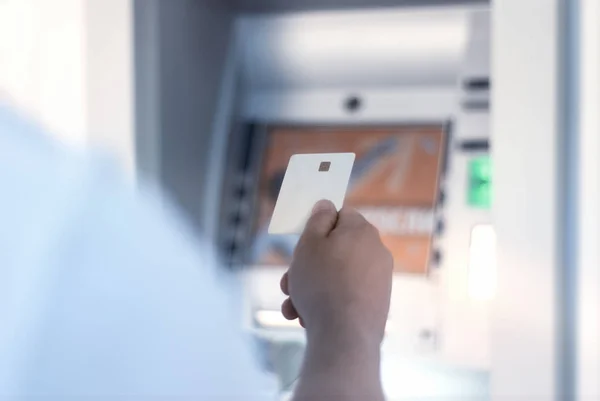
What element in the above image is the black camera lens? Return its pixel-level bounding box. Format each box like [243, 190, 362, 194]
[344, 96, 362, 113]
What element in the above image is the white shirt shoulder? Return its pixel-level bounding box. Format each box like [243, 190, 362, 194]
[0, 107, 273, 399]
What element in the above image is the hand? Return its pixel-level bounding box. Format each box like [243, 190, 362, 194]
[280, 200, 393, 346]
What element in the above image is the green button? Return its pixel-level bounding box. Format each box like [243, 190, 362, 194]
[468, 157, 492, 209]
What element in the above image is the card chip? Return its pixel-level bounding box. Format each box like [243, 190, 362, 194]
[319, 161, 331, 172]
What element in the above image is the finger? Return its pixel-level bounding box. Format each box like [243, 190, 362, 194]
[334, 206, 370, 230]
[299, 317, 306, 328]
[280, 272, 289, 295]
[281, 298, 299, 320]
[302, 199, 338, 238]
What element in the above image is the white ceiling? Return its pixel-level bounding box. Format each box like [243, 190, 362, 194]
[238, 7, 478, 89]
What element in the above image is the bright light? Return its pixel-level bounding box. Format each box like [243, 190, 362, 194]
[468, 224, 497, 300]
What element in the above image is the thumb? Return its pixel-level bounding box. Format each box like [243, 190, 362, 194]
[303, 199, 338, 237]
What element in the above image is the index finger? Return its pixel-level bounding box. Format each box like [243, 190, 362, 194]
[334, 206, 370, 230]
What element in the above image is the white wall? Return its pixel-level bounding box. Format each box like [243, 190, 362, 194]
[0, 0, 135, 173]
[0, 0, 87, 145]
[85, 0, 136, 174]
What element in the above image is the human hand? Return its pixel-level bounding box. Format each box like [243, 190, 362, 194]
[280, 200, 393, 346]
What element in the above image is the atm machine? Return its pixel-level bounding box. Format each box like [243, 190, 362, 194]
[135, 1, 493, 399]
[214, 6, 491, 398]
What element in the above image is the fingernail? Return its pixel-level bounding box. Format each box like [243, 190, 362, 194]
[311, 199, 335, 216]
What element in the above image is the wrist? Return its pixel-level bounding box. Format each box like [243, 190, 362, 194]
[305, 313, 385, 353]
[295, 315, 386, 401]
[298, 324, 384, 400]
[306, 322, 382, 363]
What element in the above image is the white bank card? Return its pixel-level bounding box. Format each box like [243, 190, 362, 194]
[268, 153, 355, 234]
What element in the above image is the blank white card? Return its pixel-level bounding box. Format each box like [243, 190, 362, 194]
[268, 153, 355, 234]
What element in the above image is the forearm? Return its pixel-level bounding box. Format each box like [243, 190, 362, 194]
[292, 330, 385, 401]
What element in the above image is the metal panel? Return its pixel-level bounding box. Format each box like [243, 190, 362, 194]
[576, 0, 600, 399]
[242, 88, 457, 124]
[491, 0, 565, 399]
[238, 9, 471, 90]
[155, 0, 234, 231]
[234, 0, 487, 14]
[134, 0, 162, 182]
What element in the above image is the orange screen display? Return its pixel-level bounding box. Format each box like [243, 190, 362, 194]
[250, 126, 445, 275]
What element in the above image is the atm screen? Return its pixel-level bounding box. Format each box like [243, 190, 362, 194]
[250, 125, 446, 275]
